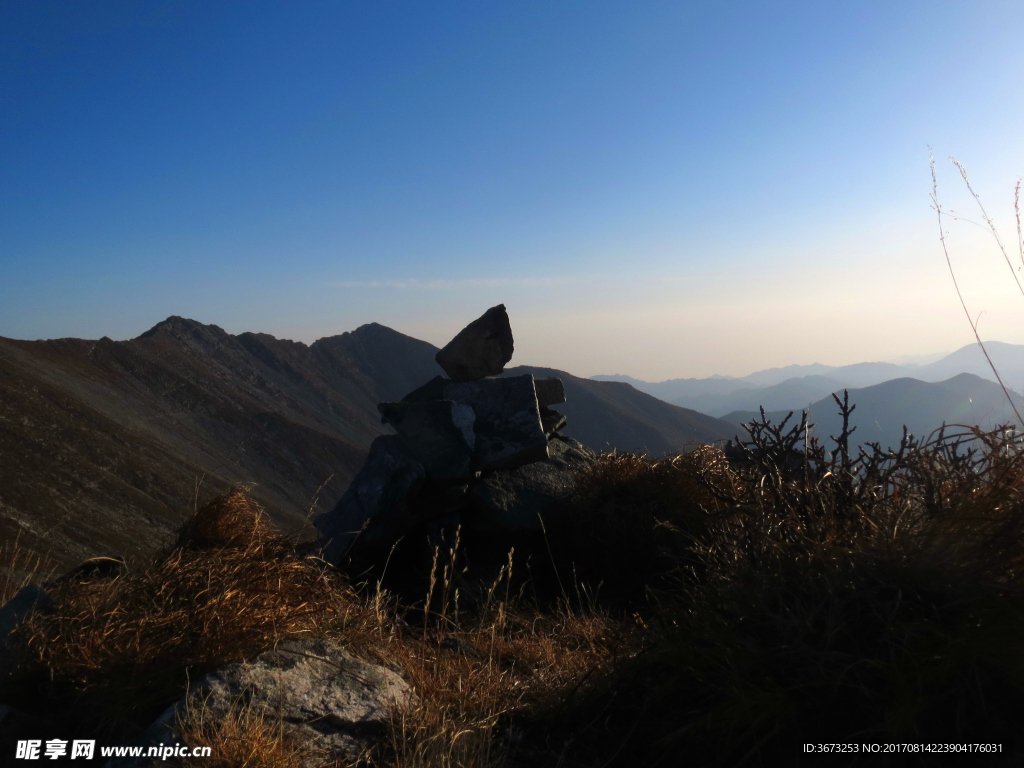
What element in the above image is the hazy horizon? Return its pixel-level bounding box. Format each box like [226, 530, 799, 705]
[1, 309, 1011, 384]
[4, 2, 1024, 380]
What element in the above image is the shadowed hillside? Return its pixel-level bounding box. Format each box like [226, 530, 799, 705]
[0, 318, 439, 570]
[0, 318, 737, 571]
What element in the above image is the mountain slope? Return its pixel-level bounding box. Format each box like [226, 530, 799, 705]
[914, 341, 1024, 390]
[670, 375, 850, 417]
[0, 318, 412, 568]
[0, 318, 734, 569]
[590, 374, 750, 402]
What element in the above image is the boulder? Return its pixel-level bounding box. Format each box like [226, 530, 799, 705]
[106, 638, 412, 768]
[471, 435, 597, 531]
[444, 374, 548, 471]
[377, 400, 474, 480]
[314, 436, 426, 563]
[435, 305, 514, 382]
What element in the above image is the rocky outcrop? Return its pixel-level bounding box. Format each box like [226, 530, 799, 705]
[315, 306, 596, 563]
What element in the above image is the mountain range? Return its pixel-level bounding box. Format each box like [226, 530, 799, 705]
[594, 341, 1024, 417]
[722, 373, 1024, 452]
[0, 317, 736, 570]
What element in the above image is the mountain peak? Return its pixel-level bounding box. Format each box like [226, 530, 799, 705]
[136, 316, 227, 340]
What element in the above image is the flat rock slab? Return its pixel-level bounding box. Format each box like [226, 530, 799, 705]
[534, 378, 566, 407]
[435, 305, 514, 382]
[444, 374, 548, 471]
[471, 435, 597, 530]
[314, 435, 426, 563]
[106, 638, 412, 768]
[378, 400, 474, 480]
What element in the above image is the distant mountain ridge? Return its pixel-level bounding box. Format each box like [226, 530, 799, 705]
[721, 373, 1024, 452]
[0, 317, 736, 569]
[594, 341, 1024, 417]
[502, 366, 735, 456]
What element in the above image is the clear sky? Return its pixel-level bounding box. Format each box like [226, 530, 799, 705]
[3, 1, 1024, 380]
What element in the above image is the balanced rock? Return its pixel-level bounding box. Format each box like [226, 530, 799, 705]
[444, 374, 548, 471]
[314, 435, 426, 563]
[471, 434, 596, 531]
[435, 305, 514, 382]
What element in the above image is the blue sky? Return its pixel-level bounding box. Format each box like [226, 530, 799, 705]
[3, 1, 1024, 379]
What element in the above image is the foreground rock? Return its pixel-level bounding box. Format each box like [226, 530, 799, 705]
[435, 304, 514, 382]
[107, 637, 413, 768]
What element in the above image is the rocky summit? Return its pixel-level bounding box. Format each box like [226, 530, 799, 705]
[314, 306, 596, 565]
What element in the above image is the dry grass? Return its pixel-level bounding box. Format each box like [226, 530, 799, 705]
[5, 418, 1024, 766]
[0, 534, 59, 604]
[548, 420, 1024, 766]
[375, 606, 625, 768]
[7, 489, 360, 738]
[552, 445, 735, 605]
[172, 693, 345, 768]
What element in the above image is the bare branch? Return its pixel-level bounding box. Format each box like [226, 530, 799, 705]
[930, 152, 1024, 431]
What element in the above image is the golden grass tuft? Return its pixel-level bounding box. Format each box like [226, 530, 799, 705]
[171, 693, 346, 768]
[379, 598, 628, 768]
[0, 535, 59, 604]
[9, 489, 358, 737]
[173, 487, 284, 551]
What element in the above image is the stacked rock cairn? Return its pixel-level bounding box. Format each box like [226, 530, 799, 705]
[315, 304, 595, 564]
